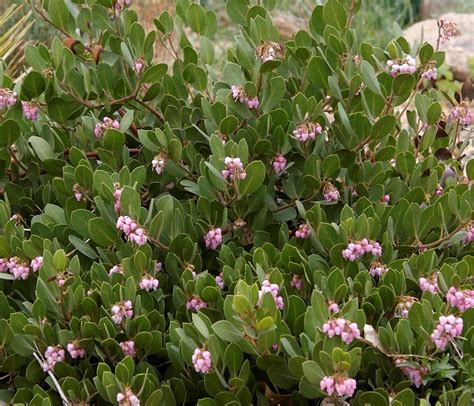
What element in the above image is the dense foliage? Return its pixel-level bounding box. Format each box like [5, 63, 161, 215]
[0, 0, 473, 405]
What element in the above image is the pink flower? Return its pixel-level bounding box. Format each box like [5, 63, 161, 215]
[448, 103, 473, 126]
[381, 194, 391, 204]
[116, 215, 148, 246]
[113, 185, 123, 213]
[152, 153, 167, 175]
[111, 301, 133, 324]
[438, 19, 457, 42]
[259, 280, 284, 310]
[323, 318, 360, 344]
[30, 256, 43, 272]
[342, 239, 382, 261]
[421, 66, 438, 81]
[114, 0, 132, 12]
[186, 296, 207, 312]
[222, 157, 246, 180]
[73, 183, 83, 202]
[192, 348, 212, 373]
[272, 154, 286, 174]
[292, 122, 322, 142]
[323, 183, 340, 203]
[395, 296, 417, 318]
[139, 274, 159, 292]
[463, 224, 474, 245]
[231, 85, 246, 103]
[22, 101, 39, 121]
[419, 273, 439, 293]
[0, 258, 8, 273]
[116, 387, 140, 406]
[204, 227, 223, 250]
[446, 287, 474, 312]
[7, 257, 30, 280]
[431, 315, 463, 350]
[320, 375, 357, 397]
[109, 265, 123, 276]
[387, 55, 416, 76]
[369, 262, 388, 277]
[94, 116, 120, 139]
[295, 223, 311, 239]
[328, 301, 340, 314]
[0, 88, 17, 109]
[133, 59, 145, 74]
[246, 96, 259, 109]
[67, 342, 86, 359]
[155, 262, 163, 273]
[396, 359, 428, 388]
[215, 273, 224, 289]
[42, 346, 65, 371]
[120, 340, 136, 357]
[290, 275, 302, 290]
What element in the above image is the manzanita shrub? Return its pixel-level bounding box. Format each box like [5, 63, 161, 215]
[0, 0, 473, 405]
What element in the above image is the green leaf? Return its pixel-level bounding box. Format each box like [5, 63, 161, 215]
[212, 320, 242, 343]
[200, 37, 215, 65]
[28, 136, 54, 161]
[392, 74, 415, 96]
[308, 57, 331, 90]
[361, 60, 382, 96]
[48, 0, 71, 29]
[224, 343, 243, 376]
[238, 161, 265, 196]
[0, 119, 21, 147]
[22, 72, 45, 99]
[427, 102, 442, 125]
[323, 0, 347, 31]
[103, 129, 125, 151]
[370, 115, 397, 140]
[187, 3, 207, 34]
[88, 218, 118, 247]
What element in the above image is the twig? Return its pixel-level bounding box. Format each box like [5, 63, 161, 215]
[33, 352, 70, 406]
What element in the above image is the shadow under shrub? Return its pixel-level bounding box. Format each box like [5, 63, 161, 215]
[0, 0, 473, 405]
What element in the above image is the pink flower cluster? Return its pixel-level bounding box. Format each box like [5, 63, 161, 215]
[94, 116, 120, 138]
[0, 88, 17, 109]
[215, 273, 224, 289]
[292, 122, 322, 142]
[438, 19, 457, 42]
[152, 153, 167, 175]
[116, 216, 148, 246]
[421, 66, 438, 81]
[204, 227, 223, 250]
[381, 194, 391, 204]
[31, 256, 43, 272]
[42, 346, 66, 372]
[434, 184, 443, 196]
[114, 0, 132, 12]
[259, 280, 284, 310]
[369, 262, 388, 277]
[431, 315, 463, 350]
[323, 183, 339, 203]
[448, 103, 473, 126]
[328, 301, 340, 314]
[117, 387, 140, 406]
[446, 287, 474, 312]
[290, 275, 302, 290]
[192, 348, 212, 373]
[463, 225, 474, 245]
[395, 359, 428, 388]
[6, 257, 30, 280]
[342, 239, 382, 261]
[139, 274, 159, 291]
[323, 318, 361, 344]
[22, 101, 39, 121]
[120, 340, 136, 357]
[231, 85, 259, 109]
[109, 264, 123, 276]
[272, 154, 286, 174]
[387, 56, 416, 76]
[419, 273, 439, 293]
[186, 296, 207, 312]
[395, 296, 417, 318]
[295, 223, 311, 239]
[320, 375, 357, 397]
[67, 342, 86, 359]
[222, 157, 247, 180]
[111, 301, 133, 324]
[256, 41, 281, 62]
[114, 185, 123, 213]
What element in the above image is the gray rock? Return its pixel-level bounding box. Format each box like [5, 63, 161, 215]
[404, 13, 474, 81]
